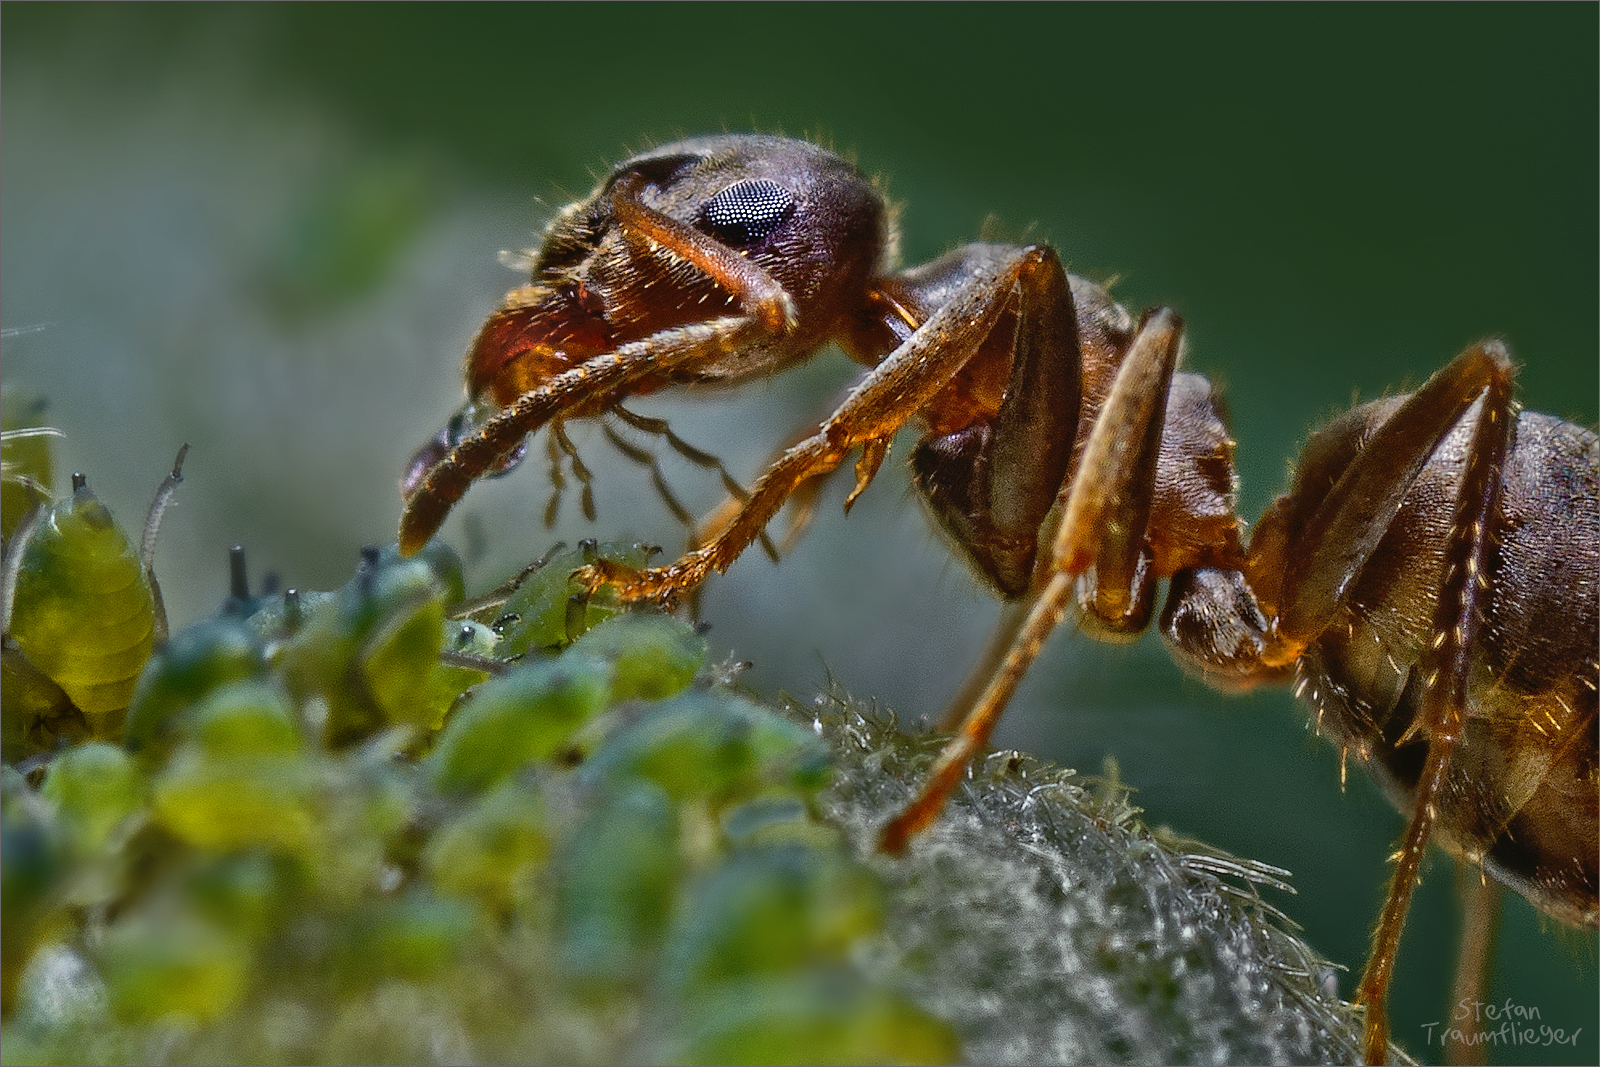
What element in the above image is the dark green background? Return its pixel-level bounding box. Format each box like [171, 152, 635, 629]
[4, 6, 1595, 1064]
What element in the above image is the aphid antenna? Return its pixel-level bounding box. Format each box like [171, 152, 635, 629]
[1, 504, 44, 635]
[139, 442, 189, 574]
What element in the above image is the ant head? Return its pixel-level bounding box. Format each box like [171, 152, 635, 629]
[466, 136, 887, 406]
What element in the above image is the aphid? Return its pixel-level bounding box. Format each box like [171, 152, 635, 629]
[3, 445, 188, 749]
[398, 134, 1598, 1063]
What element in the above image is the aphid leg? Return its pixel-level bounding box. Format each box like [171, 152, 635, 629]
[1352, 348, 1514, 1065]
[880, 307, 1183, 852]
[450, 541, 566, 619]
[578, 246, 1059, 601]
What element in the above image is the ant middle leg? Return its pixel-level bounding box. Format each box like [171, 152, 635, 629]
[880, 307, 1185, 852]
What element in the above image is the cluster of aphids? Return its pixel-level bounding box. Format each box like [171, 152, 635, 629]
[395, 134, 1598, 1065]
[2, 413, 954, 1062]
[0, 395, 658, 764]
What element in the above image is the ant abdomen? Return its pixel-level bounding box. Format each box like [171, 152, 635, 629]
[1300, 408, 1597, 926]
[1166, 401, 1599, 927]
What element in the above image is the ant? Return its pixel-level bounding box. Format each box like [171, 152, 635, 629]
[398, 133, 1598, 1064]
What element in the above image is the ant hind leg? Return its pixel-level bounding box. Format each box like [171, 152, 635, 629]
[1350, 347, 1515, 1065]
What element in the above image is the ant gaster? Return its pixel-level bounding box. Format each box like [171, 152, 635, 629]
[399, 134, 1599, 1064]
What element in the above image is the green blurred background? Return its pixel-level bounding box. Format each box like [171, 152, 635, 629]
[3, 6, 1594, 1063]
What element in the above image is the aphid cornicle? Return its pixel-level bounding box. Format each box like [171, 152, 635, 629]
[398, 134, 1598, 1063]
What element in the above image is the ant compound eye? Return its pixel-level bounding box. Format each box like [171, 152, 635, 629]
[697, 178, 795, 247]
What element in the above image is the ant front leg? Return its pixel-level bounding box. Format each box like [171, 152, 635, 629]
[577, 245, 1076, 604]
[880, 306, 1185, 852]
[398, 176, 797, 556]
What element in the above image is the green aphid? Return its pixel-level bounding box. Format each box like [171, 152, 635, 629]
[445, 617, 498, 658]
[425, 780, 551, 922]
[377, 539, 466, 606]
[39, 741, 143, 857]
[96, 912, 250, 1025]
[492, 541, 656, 657]
[665, 973, 960, 1067]
[123, 614, 267, 755]
[183, 679, 302, 758]
[719, 793, 840, 851]
[580, 690, 832, 806]
[7, 482, 155, 736]
[334, 893, 478, 989]
[32, 742, 147, 913]
[555, 780, 681, 985]
[1, 641, 86, 763]
[280, 544, 485, 747]
[565, 611, 706, 703]
[428, 657, 613, 795]
[1, 767, 68, 1016]
[661, 845, 885, 998]
[151, 689, 319, 854]
[239, 586, 335, 643]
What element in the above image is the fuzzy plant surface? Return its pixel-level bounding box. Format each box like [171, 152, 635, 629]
[1, 431, 1393, 1065]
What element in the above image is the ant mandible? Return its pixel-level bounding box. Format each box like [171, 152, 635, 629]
[398, 134, 1598, 1064]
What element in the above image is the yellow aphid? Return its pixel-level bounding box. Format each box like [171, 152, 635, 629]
[8, 480, 155, 734]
